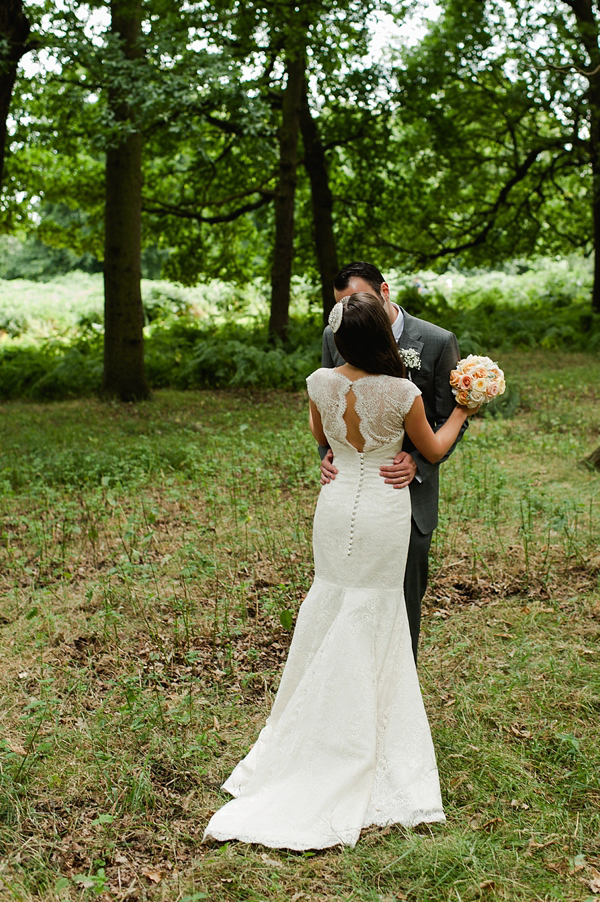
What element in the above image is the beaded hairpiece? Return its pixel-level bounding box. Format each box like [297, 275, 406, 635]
[328, 300, 344, 333]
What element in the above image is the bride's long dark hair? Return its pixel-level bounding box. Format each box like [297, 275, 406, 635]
[333, 292, 406, 379]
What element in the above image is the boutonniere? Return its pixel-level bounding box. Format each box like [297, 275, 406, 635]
[399, 348, 422, 371]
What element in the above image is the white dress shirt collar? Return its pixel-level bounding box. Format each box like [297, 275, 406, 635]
[391, 303, 404, 342]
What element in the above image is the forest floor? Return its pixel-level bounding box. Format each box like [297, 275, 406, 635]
[1, 350, 599, 902]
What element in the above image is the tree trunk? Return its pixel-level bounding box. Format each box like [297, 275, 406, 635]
[584, 445, 600, 469]
[568, 0, 600, 313]
[268, 52, 305, 343]
[591, 106, 600, 313]
[589, 77, 600, 314]
[0, 0, 31, 189]
[299, 78, 338, 323]
[102, 0, 149, 401]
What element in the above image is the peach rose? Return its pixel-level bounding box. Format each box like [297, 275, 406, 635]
[450, 370, 461, 388]
[486, 381, 500, 398]
[459, 373, 473, 390]
[456, 390, 469, 405]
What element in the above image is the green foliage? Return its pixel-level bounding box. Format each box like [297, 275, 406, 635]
[0, 262, 598, 401]
[393, 257, 600, 354]
[0, 234, 102, 282]
[319, 0, 593, 277]
[5, 0, 599, 300]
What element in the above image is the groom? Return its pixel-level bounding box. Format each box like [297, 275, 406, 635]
[320, 261, 467, 662]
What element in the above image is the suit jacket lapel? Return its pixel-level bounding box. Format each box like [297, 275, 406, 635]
[397, 308, 424, 357]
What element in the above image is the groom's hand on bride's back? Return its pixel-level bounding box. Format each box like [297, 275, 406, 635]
[320, 449, 338, 484]
[380, 452, 417, 489]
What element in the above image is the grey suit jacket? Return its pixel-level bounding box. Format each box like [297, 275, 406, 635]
[320, 308, 466, 534]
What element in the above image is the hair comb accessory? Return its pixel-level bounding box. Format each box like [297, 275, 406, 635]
[328, 301, 344, 333]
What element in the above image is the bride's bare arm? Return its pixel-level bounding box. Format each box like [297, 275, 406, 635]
[404, 396, 474, 463]
[309, 399, 327, 446]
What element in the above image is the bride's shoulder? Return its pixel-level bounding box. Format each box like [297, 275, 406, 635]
[306, 367, 337, 397]
[307, 367, 337, 385]
[381, 375, 421, 408]
[379, 374, 420, 392]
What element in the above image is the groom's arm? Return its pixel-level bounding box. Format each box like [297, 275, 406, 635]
[322, 327, 336, 368]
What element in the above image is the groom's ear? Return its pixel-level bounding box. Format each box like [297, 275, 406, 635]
[380, 282, 390, 303]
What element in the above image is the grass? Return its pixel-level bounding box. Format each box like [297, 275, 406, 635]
[0, 350, 599, 901]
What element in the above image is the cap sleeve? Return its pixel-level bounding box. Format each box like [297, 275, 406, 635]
[306, 368, 330, 409]
[394, 378, 421, 418]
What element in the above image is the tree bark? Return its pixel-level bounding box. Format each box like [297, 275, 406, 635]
[102, 0, 149, 401]
[268, 51, 305, 343]
[299, 78, 338, 323]
[0, 0, 31, 188]
[587, 58, 600, 313]
[566, 0, 600, 312]
[583, 444, 600, 469]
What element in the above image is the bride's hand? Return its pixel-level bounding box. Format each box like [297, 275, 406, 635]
[461, 404, 481, 416]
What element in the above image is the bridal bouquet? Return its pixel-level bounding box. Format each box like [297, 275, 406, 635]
[450, 355, 506, 408]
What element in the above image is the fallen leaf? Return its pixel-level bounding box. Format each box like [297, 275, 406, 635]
[590, 876, 600, 893]
[6, 738, 27, 755]
[510, 724, 532, 739]
[141, 867, 162, 884]
[260, 853, 280, 867]
[470, 815, 502, 831]
[526, 837, 558, 856]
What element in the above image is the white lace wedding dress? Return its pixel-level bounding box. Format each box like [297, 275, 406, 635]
[203, 369, 445, 850]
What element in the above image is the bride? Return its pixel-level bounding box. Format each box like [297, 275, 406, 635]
[204, 292, 478, 850]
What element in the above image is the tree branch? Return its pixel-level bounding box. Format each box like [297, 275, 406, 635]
[142, 192, 273, 223]
[376, 144, 566, 265]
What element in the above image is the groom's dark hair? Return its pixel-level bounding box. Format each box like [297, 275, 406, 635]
[333, 262, 386, 299]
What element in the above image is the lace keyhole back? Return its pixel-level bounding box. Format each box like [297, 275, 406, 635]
[343, 385, 366, 452]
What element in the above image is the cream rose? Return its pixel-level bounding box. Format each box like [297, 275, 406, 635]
[468, 389, 485, 405]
